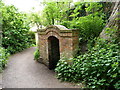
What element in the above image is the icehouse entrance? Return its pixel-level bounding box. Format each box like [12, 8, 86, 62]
[38, 25, 79, 69]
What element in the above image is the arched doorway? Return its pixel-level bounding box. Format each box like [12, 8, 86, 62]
[48, 36, 60, 70]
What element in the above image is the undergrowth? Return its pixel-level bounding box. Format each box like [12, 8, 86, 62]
[55, 38, 120, 89]
[0, 47, 10, 72]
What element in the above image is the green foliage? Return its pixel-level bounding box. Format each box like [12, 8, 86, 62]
[0, 47, 9, 72]
[42, 2, 69, 25]
[70, 15, 105, 41]
[1, 3, 34, 54]
[34, 48, 40, 61]
[69, 2, 106, 20]
[70, 2, 86, 18]
[28, 31, 36, 46]
[85, 2, 103, 14]
[55, 57, 76, 82]
[55, 38, 120, 89]
[61, 2, 106, 41]
[28, 12, 42, 29]
[40, 2, 106, 42]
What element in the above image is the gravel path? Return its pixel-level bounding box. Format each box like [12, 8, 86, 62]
[3, 47, 81, 88]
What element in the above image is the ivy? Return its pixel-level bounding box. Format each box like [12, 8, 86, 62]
[55, 38, 120, 89]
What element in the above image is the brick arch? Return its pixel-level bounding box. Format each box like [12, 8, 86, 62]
[46, 31, 60, 40]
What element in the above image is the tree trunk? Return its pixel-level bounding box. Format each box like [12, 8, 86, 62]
[100, 1, 120, 40]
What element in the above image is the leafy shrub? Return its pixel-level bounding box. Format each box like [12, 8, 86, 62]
[55, 38, 120, 89]
[70, 15, 105, 41]
[0, 47, 9, 72]
[55, 57, 77, 82]
[34, 48, 40, 61]
[1, 3, 34, 54]
[28, 31, 36, 45]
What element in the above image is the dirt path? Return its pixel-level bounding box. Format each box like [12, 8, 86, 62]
[3, 47, 81, 88]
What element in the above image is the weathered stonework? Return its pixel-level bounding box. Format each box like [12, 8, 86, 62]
[37, 25, 79, 69]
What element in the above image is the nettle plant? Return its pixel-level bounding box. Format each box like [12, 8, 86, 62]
[55, 38, 120, 89]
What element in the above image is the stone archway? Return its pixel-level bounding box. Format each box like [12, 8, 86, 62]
[48, 36, 60, 70]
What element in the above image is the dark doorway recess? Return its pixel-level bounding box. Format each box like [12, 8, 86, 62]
[48, 36, 60, 70]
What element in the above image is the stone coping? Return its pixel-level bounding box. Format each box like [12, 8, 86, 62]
[37, 25, 79, 33]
